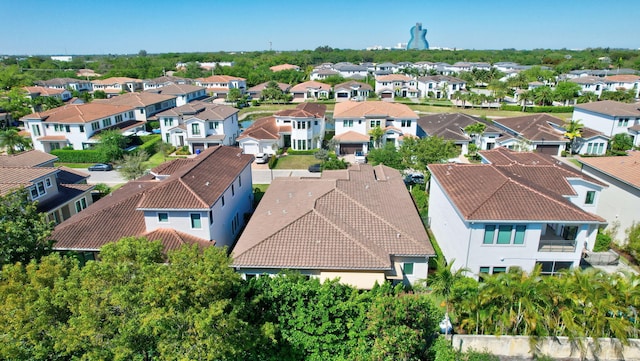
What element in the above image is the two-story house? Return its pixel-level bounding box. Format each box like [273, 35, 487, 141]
[573, 100, 640, 147]
[568, 76, 605, 98]
[578, 151, 640, 244]
[333, 101, 418, 154]
[429, 147, 607, 279]
[0, 150, 94, 225]
[491, 114, 569, 156]
[238, 103, 326, 155]
[22, 103, 137, 152]
[603, 75, 640, 98]
[24, 86, 72, 107]
[94, 92, 177, 122]
[417, 113, 503, 155]
[375, 74, 419, 99]
[333, 81, 372, 102]
[194, 75, 246, 98]
[289, 81, 331, 102]
[145, 83, 208, 107]
[416, 75, 466, 99]
[142, 76, 191, 91]
[36, 78, 92, 92]
[156, 101, 240, 153]
[91, 77, 143, 97]
[232, 163, 435, 289]
[51, 146, 253, 260]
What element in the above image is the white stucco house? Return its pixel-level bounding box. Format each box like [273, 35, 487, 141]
[156, 101, 240, 154]
[429, 147, 607, 279]
[22, 103, 137, 152]
[333, 81, 372, 102]
[416, 75, 466, 100]
[91, 77, 143, 97]
[375, 74, 419, 99]
[289, 81, 331, 102]
[93, 92, 177, 122]
[333, 101, 418, 154]
[572, 100, 640, 147]
[578, 151, 640, 244]
[194, 75, 246, 98]
[145, 83, 208, 107]
[238, 103, 326, 155]
[36, 78, 93, 92]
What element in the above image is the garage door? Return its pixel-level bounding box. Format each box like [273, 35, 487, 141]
[340, 144, 362, 155]
[535, 144, 559, 156]
[381, 92, 393, 99]
[243, 143, 259, 155]
[192, 143, 205, 154]
[294, 93, 304, 99]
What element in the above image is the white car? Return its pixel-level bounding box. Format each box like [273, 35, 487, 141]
[255, 153, 270, 164]
[354, 151, 367, 164]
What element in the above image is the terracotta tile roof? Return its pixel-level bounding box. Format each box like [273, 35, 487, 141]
[237, 116, 280, 140]
[94, 92, 176, 107]
[429, 162, 606, 223]
[0, 167, 58, 196]
[0, 150, 57, 167]
[37, 135, 68, 141]
[24, 86, 67, 96]
[578, 151, 640, 189]
[197, 75, 245, 83]
[334, 130, 371, 142]
[492, 114, 568, 142]
[334, 100, 418, 119]
[51, 146, 250, 251]
[37, 183, 94, 214]
[376, 74, 412, 82]
[270, 64, 300, 72]
[144, 228, 214, 252]
[603, 75, 640, 83]
[568, 76, 604, 84]
[417, 75, 466, 83]
[247, 82, 291, 93]
[275, 103, 326, 118]
[37, 78, 89, 87]
[417, 113, 501, 141]
[573, 100, 640, 117]
[290, 81, 331, 92]
[232, 164, 433, 269]
[156, 101, 237, 120]
[145, 83, 204, 96]
[92, 77, 141, 85]
[22, 103, 134, 124]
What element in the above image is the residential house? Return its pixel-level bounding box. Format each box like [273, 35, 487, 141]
[333, 63, 369, 79]
[310, 68, 340, 81]
[450, 62, 491, 72]
[156, 101, 240, 153]
[194, 75, 246, 98]
[247, 82, 291, 100]
[416, 75, 466, 99]
[0, 150, 94, 225]
[231, 163, 435, 289]
[491, 114, 569, 156]
[91, 77, 143, 96]
[145, 83, 208, 107]
[375, 62, 399, 74]
[577, 151, 640, 243]
[416, 113, 502, 155]
[333, 81, 372, 102]
[375, 74, 419, 99]
[22, 103, 137, 152]
[238, 103, 326, 155]
[142, 76, 191, 91]
[289, 81, 331, 102]
[333, 101, 418, 154]
[36, 78, 92, 92]
[573, 100, 640, 147]
[429, 147, 606, 278]
[603, 75, 640, 98]
[51, 146, 254, 259]
[24, 86, 72, 105]
[568, 76, 605, 98]
[269, 64, 300, 72]
[94, 92, 177, 122]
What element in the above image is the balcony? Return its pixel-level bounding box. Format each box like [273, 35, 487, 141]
[538, 225, 577, 252]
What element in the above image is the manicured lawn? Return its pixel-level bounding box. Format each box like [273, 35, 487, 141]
[144, 151, 169, 169]
[56, 162, 95, 168]
[408, 104, 572, 119]
[273, 155, 318, 169]
[252, 184, 269, 205]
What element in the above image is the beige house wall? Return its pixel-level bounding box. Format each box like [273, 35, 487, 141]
[319, 271, 386, 289]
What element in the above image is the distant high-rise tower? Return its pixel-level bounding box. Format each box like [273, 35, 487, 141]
[407, 22, 429, 50]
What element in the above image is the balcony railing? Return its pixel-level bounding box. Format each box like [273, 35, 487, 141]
[538, 239, 576, 253]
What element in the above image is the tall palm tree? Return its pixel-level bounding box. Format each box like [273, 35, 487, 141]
[0, 128, 30, 154]
[519, 90, 532, 111]
[428, 257, 469, 315]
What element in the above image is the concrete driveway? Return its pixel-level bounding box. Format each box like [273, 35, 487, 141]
[83, 169, 127, 186]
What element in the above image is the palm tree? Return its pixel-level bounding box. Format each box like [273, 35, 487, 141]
[428, 257, 469, 315]
[368, 126, 384, 149]
[519, 90, 532, 111]
[577, 91, 598, 103]
[563, 119, 584, 154]
[0, 128, 31, 154]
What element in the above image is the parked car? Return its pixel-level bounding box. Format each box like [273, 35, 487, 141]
[308, 163, 322, 173]
[404, 173, 425, 185]
[88, 163, 113, 171]
[255, 153, 270, 164]
[354, 151, 367, 163]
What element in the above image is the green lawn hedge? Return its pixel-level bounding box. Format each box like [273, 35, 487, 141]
[501, 104, 574, 113]
[51, 149, 109, 163]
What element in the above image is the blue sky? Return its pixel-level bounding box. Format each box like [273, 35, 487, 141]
[2, 0, 639, 55]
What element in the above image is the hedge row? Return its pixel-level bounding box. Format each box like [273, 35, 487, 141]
[51, 149, 108, 163]
[500, 104, 574, 113]
[286, 149, 318, 155]
[138, 136, 161, 155]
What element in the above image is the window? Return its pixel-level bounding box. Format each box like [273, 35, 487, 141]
[238, 175, 242, 187]
[65, 125, 70, 133]
[586, 143, 593, 154]
[314, 120, 318, 126]
[79, 125, 85, 133]
[191, 123, 200, 135]
[45, 178, 52, 188]
[221, 196, 225, 207]
[157, 212, 168, 223]
[91, 122, 100, 131]
[514, 225, 526, 244]
[537, 261, 572, 275]
[497, 225, 512, 244]
[401, 120, 412, 127]
[129, 111, 134, 118]
[585, 191, 595, 205]
[479, 266, 490, 274]
[74, 197, 87, 213]
[190, 213, 202, 229]
[231, 184, 235, 196]
[164, 118, 172, 126]
[209, 210, 213, 224]
[54, 124, 63, 132]
[344, 120, 353, 127]
[115, 115, 123, 123]
[403, 263, 414, 275]
[492, 267, 506, 274]
[102, 118, 112, 127]
[370, 120, 381, 128]
[483, 225, 495, 244]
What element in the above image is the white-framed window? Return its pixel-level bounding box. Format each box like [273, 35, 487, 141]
[74, 197, 87, 213]
[483, 224, 526, 245]
[190, 213, 202, 229]
[191, 123, 201, 135]
[31, 124, 41, 136]
[344, 120, 353, 127]
[585, 191, 596, 205]
[91, 122, 100, 131]
[157, 212, 169, 223]
[45, 178, 52, 188]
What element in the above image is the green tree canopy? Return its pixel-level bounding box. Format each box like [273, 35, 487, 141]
[0, 128, 31, 154]
[116, 150, 149, 180]
[399, 136, 460, 172]
[95, 129, 127, 162]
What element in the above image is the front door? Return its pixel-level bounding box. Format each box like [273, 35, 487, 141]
[283, 134, 291, 148]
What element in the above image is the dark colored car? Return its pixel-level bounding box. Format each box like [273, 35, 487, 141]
[88, 163, 113, 171]
[308, 163, 322, 173]
[404, 173, 425, 185]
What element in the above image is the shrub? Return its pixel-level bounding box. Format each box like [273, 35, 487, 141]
[500, 104, 574, 113]
[175, 146, 190, 155]
[594, 230, 612, 252]
[146, 120, 160, 130]
[138, 136, 161, 155]
[268, 155, 278, 169]
[286, 149, 317, 155]
[251, 99, 260, 106]
[51, 149, 109, 163]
